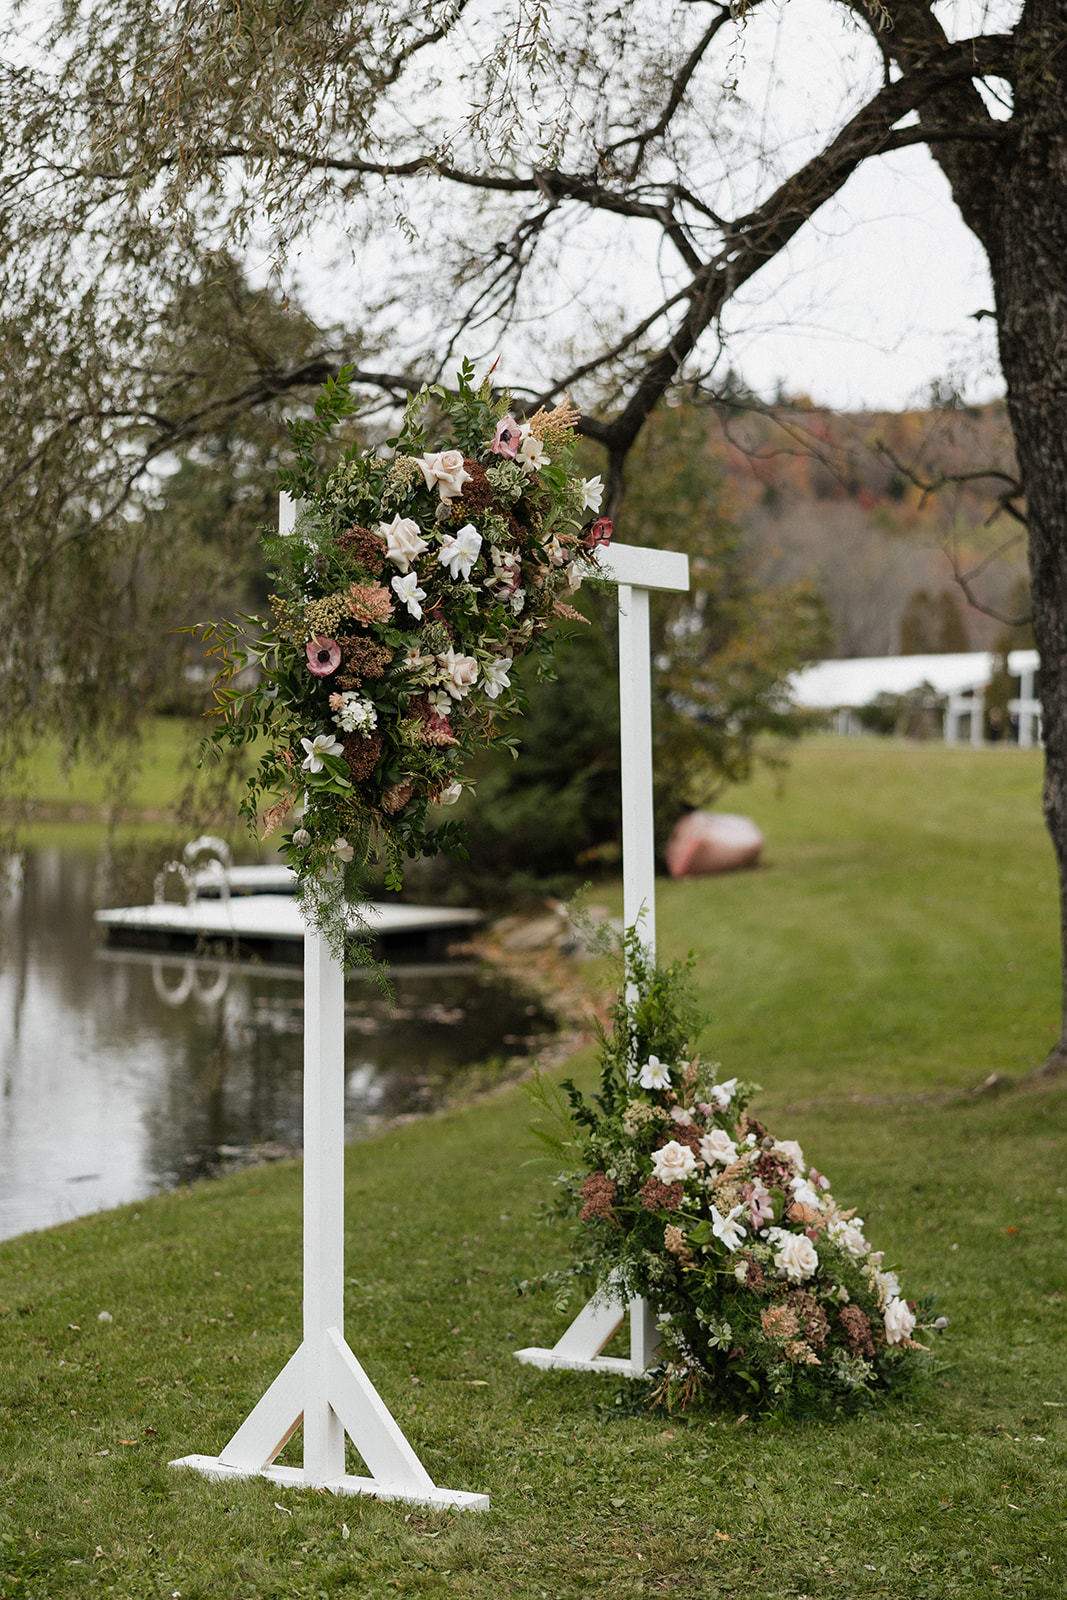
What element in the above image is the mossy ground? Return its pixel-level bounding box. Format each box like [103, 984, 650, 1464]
[1, 737, 1064, 1597]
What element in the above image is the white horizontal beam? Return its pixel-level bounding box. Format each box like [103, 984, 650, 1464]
[593, 541, 689, 593]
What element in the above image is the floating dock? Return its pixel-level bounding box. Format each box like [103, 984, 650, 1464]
[94, 895, 481, 965]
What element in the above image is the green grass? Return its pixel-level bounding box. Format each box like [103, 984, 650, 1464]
[12, 718, 205, 818]
[1, 736, 1064, 1598]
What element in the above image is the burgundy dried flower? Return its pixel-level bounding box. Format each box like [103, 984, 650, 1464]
[788, 1289, 830, 1350]
[336, 523, 387, 574]
[753, 1152, 796, 1192]
[839, 1304, 876, 1359]
[639, 1177, 683, 1212]
[306, 637, 342, 676]
[342, 732, 383, 781]
[579, 1172, 618, 1223]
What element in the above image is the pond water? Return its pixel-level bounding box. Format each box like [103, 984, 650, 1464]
[0, 843, 555, 1241]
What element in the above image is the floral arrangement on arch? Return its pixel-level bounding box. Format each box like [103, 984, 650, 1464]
[530, 933, 944, 1413]
[203, 361, 612, 957]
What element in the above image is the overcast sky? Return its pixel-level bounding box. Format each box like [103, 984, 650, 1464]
[288, 0, 1011, 415]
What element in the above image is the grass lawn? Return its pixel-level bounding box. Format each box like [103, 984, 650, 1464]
[1, 737, 1064, 1598]
[13, 719, 205, 819]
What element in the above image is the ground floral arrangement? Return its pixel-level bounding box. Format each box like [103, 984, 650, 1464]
[530, 933, 944, 1414]
[203, 362, 611, 958]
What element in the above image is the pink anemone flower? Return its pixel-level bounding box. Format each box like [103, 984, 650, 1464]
[306, 637, 342, 676]
[490, 414, 522, 459]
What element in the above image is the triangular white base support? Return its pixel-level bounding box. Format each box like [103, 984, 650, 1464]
[514, 1278, 661, 1378]
[171, 911, 488, 1511]
[172, 1329, 488, 1509]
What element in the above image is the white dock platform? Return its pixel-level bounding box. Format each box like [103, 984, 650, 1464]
[94, 896, 481, 962]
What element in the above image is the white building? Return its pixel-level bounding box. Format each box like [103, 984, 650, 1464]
[790, 650, 1041, 746]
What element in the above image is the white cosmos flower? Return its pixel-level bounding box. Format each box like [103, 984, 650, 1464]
[391, 571, 427, 619]
[711, 1203, 747, 1252]
[438, 522, 483, 580]
[332, 838, 355, 863]
[708, 1077, 739, 1109]
[517, 431, 550, 472]
[482, 656, 513, 699]
[435, 779, 463, 806]
[639, 1054, 671, 1089]
[300, 733, 344, 772]
[580, 474, 604, 512]
[427, 689, 452, 717]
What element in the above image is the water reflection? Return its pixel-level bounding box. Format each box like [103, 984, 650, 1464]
[0, 844, 554, 1241]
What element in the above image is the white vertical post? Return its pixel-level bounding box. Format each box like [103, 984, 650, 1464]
[170, 491, 489, 1511]
[971, 688, 986, 746]
[302, 926, 346, 1485]
[1019, 669, 1035, 748]
[514, 540, 687, 1379]
[618, 583, 656, 960]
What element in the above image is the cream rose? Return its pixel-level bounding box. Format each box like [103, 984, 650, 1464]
[417, 449, 471, 501]
[380, 514, 429, 573]
[436, 646, 479, 699]
[651, 1140, 697, 1185]
[884, 1296, 916, 1345]
[772, 1230, 819, 1283]
[698, 1129, 738, 1167]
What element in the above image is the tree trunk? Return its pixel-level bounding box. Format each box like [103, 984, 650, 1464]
[987, 3, 1067, 1070]
[887, 0, 1067, 1070]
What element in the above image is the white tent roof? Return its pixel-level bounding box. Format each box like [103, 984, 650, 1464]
[790, 650, 1039, 711]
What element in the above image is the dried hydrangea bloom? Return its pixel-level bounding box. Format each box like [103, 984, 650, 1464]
[784, 1340, 821, 1366]
[336, 524, 387, 574]
[347, 582, 395, 625]
[838, 1303, 876, 1358]
[579, 1172, 617, 1223]
[639, 1177, 683, 1212]
[760, 1303, 801, 1341]
[788, 1289, 830, 1350]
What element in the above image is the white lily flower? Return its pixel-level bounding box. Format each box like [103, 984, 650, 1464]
[638, 1054, 671, 1089]
[482, 656, 513, 700]
[300, 733, 344, 773]
[580, 474, 604, 512]
[391, 570, 427, 619]
[437, 522, 482, 580]
[711, 1203, 747, 1252]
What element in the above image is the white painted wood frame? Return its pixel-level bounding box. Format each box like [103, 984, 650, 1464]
[171, 493, 488, 1510]
[513, 539, 690, 1379]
